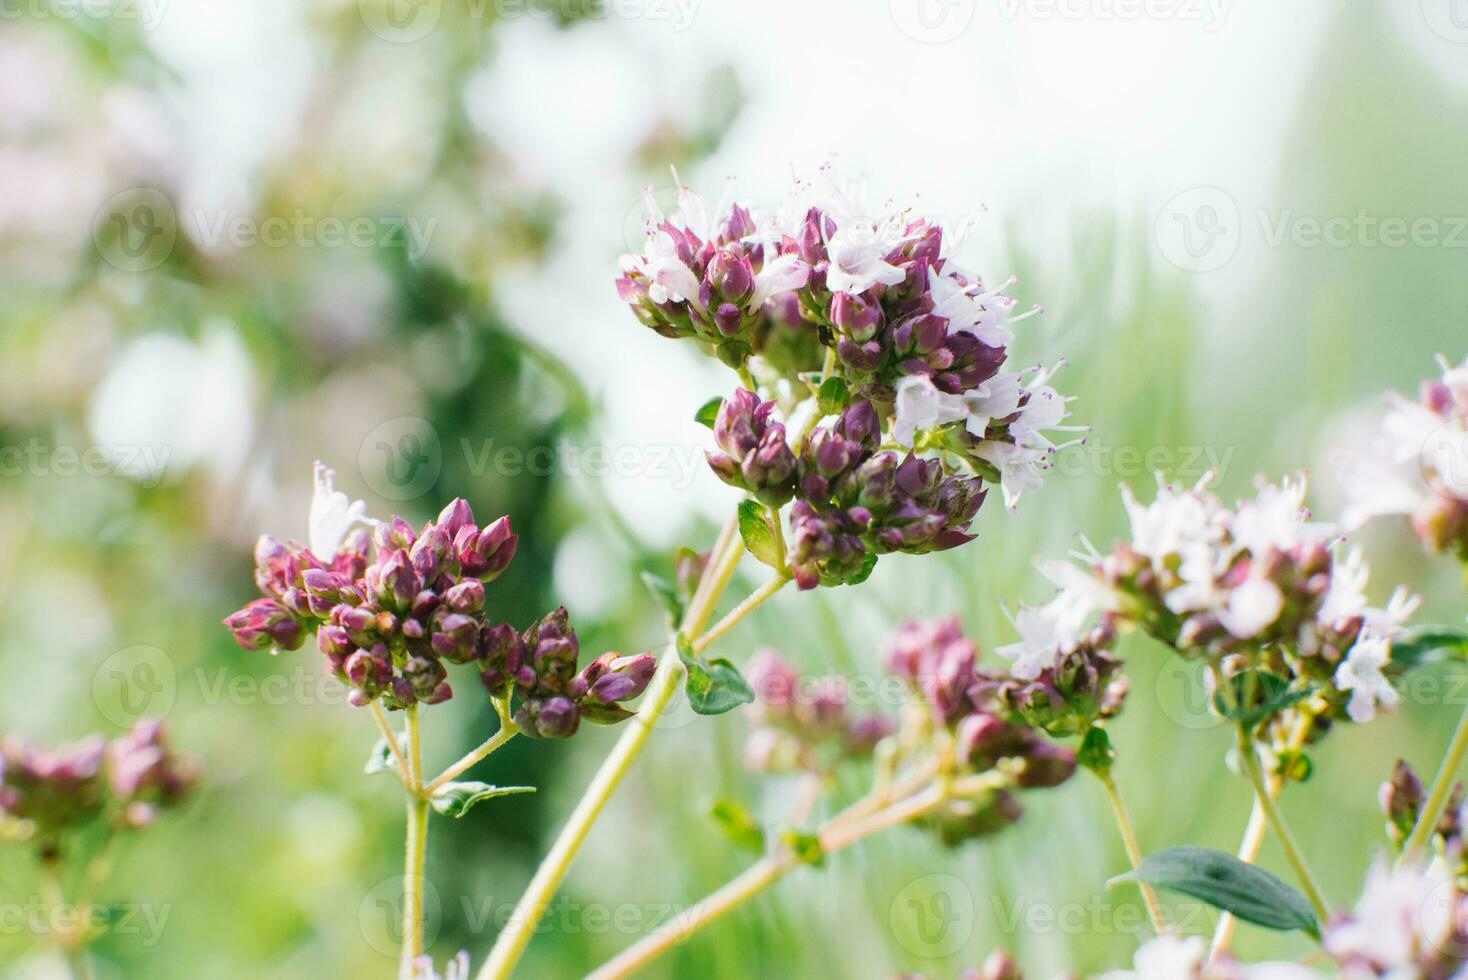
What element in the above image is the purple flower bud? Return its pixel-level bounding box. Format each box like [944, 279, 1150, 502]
[224, 599, 305, 652]
[436, 498, 475, 539]
[431, 613, 479, 664]
[1017, 742, 1077, 789]
[527, 696, 579, 739]
[829, 292, 882, 343]
[445, 579, 485, 613]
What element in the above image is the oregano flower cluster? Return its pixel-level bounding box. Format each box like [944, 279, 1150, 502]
[1, 720, 198, 858]
[1340, 351, 1468, 560]
[1000, 474, 1419, 726]
[620, 168, 1081, 591]
[224, 466, 654, 735]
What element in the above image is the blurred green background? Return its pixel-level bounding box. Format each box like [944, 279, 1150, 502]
[2, 1, 1467, 976]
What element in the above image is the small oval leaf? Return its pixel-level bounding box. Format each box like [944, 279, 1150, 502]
[1113, 845, 1319, 937]
[738, 499, 782, 569]
[679, 646, 755, 716]
[694, 397, 724, 429]
[429, 782, 536, 818]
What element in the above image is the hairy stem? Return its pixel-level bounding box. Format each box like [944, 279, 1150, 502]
[476, 648, 688, 979]
[1236, 728, 1329, 923]
[691, 574, 790, 655]
[587, 784, 949, 980]
[1210, 712, 1314, 960]
[370, 700, 416, 793]
[476, 503, 766, 978]
[400, 706, 428, 976]
[1092, 768, 1167, 934]
[1401, 699, 1468, 864]
[425, 715, 519, 796]
[41, 860, 92, 980]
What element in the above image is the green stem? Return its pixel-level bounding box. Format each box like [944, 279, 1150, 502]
[370, 700, 415, 793]
[477, 510, 754, 979]
[587, 784, 949, 980]
[1236, 728, 1329, 923]
[1092, 768, 1166, 934]
[402, 793, 430, 976]
[1400, 699, 1468, 864]
[691, 574, 790, 655]
[476, 646, 688, 980]
[401, 705, 428, 976]
[425, 712, 518, 797]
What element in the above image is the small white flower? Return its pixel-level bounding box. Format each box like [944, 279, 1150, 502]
[1229, 475, 1333, 556]
[1334, 627, 1400, 723]
[927, 265, 1024, 349]
[1318, 545, 1370, 627]
[996, 601, 1069, 680]
[893, 375, 968, 448]
[1324, 859, 1456, 968]
[1098, 934, 1205, 980]
[824, 217, 909, 295]
[1218, 576, 1285, 639]
[961, 371, 1024, 439]
[748, 252, 810, 309]
[1121, 475, 1228, 566]
[975, 439, 1052, 510]
[309, 461, 375, 560]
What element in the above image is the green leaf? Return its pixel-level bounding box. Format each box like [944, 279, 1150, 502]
[1390, 626, 1468, 671]
[710, 799, 766, 853]
[780, 829, 825, 867]
[640, 570, 683, 626]
[1077, 727, 1115, 773]
[428, 782, 536, 818]
[694, 396, 724, 429]
[679, 645, 755, 716]
[738, 499, 782, 569]
[846, 550, 878, 586]
[364, 734, 408, 775]
[1213, 671, 1312, 728]
[1113, 846, 1319, 937]
[816, 376, 850, 417]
